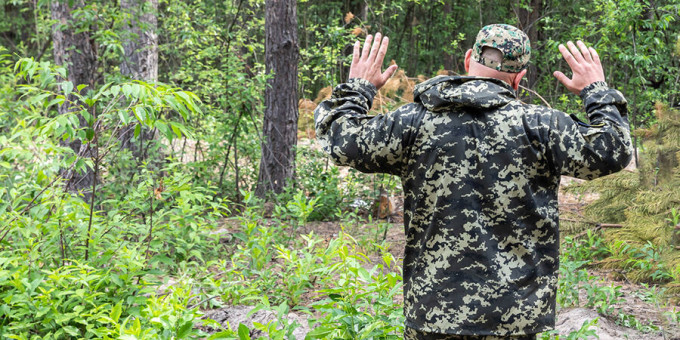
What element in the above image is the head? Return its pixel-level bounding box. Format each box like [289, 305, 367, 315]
[464, 24, 531, 90]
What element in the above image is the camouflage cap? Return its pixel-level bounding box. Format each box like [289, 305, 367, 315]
[471, 24, 531, 73]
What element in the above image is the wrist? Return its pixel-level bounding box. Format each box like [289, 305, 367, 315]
[348, 78, 378, 96]
[579, 81, 608, 99]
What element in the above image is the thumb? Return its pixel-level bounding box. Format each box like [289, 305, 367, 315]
[381, 64, 399, 82]
[553, 71, 571, 86]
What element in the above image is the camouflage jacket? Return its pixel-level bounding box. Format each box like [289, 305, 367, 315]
[314, 76, 632, 335]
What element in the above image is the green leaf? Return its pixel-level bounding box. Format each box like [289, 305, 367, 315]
[24, 59, 36, 79]
[85, 128, 95, 141]
[154, 121, 171, 140]
[304, 325, 335, 339]
[111, 85, 121, 98]
[175, 91, 202, 115]
[177, 321, 193, 338]
[134, 106, 147, 124]
[358, 267, 370, 281]
[110, 300, 122, 323]
[56, 66, 67, 78]
[122, 84, 132, 97]
[63, 326, 80, 336]
[94, 82, 112, 100]
[110, 274, 124, 287]
[118, 110, 130, 125]
[131, 84, 141, 98]
[237, 323, 251, 340]
[163, 94, 181, 112]
[169, 122, 183, 139]
[77, 84, 88, 92]
[63, 81, 74, 97]
[81, 110, 92, 126]
[150, 255, 173, 266]
[134, 124, 141, 138]
[47, 96, 65, 108]
[208, 331, 238, 339]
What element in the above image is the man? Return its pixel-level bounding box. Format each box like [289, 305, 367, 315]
[314, 24, 632, 339]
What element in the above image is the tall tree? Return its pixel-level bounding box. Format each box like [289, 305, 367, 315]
[256, 0, 299, 197]
[119, 0, 159, 160]
[51, 0, 98, 194]
[516, 0, 542, 99]
[442, 1, 455, 72]
[120, 0, 158, 81]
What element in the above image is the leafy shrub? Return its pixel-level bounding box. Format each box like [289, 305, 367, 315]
[306, 233, 404, 339]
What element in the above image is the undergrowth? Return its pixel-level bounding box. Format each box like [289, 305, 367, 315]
[564, 103, 680, 294]
[1, 55, 679, 340]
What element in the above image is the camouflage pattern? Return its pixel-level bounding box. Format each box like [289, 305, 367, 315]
[314, 76, 632, 336]
[405, 326, 536, 340]
[471, 24, 531, 72]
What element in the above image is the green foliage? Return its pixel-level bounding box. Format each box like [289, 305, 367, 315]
[3, 0, 680, 338]
[158, 0, 269, 200]
[665, 308, 680, 325]
[562, 231, 611, 263]
[306, 234, 404, 339]
[558, 232, 670, 334]
[566, 318, 599, 340]
[566, 104, 680, 293]
[0, 257, 208, 338]
[292, 146, 343, 221]
[0, 50, 226, 338]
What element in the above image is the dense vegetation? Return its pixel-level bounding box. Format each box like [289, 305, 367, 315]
[1, 0, 679, 338]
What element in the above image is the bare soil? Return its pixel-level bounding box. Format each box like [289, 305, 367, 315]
[202, 306, 310, 338]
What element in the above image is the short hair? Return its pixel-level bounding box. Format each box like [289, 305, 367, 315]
[481, 47, 503, 65]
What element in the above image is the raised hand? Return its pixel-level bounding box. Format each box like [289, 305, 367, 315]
[348, 33, 399, 90]
[553, 40, 606, 95]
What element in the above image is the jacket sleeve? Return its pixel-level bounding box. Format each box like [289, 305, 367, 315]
[547, 81, 633, 180]
[314, 78, 420, 176]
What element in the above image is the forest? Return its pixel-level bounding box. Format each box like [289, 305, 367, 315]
[1, 0, 680, 338]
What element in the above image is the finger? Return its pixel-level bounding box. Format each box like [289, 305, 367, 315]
[361, 34, 373, 61]
[590, 47, 601, 66]
[381, 64, 398, 83]
[566, 41, 585, 64]
[367, 32, 382, 63]
[349, 41, 361, 78]
[558, 44, 579, 70]
[351, 40, 360, 68]
[375, 36, 390, 67]
[577, 40, 593, 62]
[553, 70, 571, 86]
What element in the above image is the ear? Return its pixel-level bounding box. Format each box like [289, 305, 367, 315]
[464, 49, 473, 73]
[512, 69, 527, 90]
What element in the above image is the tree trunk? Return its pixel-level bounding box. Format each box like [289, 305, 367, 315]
[517, 0, 541, 99]
[340, 0, 367, 81]
[119, 0, 158, 161]
[120, 0, 158, 81]
[256, 0, 299, 198]
[51, 0, 98, 195]
[348, 0, 367, 21]
[442, 1, 455, 72]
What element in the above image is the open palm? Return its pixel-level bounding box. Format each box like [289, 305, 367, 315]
[348, 33, 399, 89]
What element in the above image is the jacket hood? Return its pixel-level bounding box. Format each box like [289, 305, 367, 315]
[413, 75, 518, 112]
